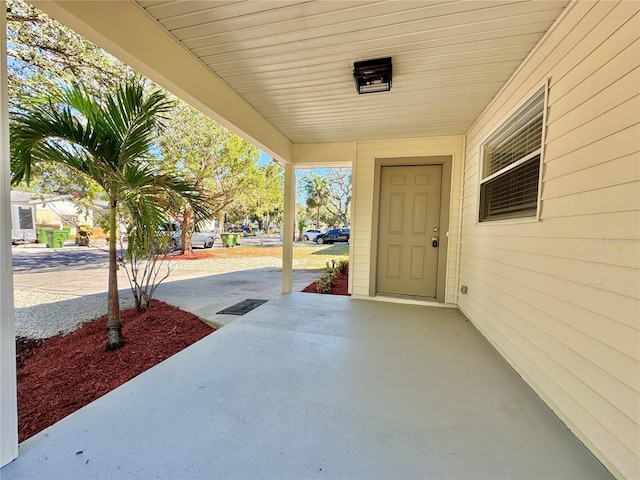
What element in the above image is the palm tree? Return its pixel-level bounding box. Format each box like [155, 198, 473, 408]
[10, 79, 214, 351]
[304, 175, 330, 229]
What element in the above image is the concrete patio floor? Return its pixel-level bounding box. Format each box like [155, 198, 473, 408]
[2, 293, 611, 479]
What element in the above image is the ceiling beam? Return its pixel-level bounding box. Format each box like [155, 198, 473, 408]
[292, 143, 355, 168]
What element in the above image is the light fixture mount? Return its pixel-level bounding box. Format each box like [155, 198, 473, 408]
[353, 57, 392, 94]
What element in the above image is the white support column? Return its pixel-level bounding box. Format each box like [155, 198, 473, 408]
[0, 0, 19, 467]
[281, 163, 295, 293]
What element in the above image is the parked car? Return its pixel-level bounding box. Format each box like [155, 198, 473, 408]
[302, 229, 322, 241]
[191, 229, 219, 249]
[158, 222, 181, 250]
[227, 225, 253, 234]
[159, 221, 219, 250]
[315, 228, 350, 244]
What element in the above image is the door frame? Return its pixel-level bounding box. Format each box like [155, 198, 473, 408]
[369, 156, 453, 303]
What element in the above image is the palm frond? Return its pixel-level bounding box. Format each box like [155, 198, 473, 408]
[118, 162, 215, 224]
[10, 99, 101, 185]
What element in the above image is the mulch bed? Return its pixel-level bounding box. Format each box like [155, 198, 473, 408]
[168, 251, 215, 260]
[302, 270, 350, 296]
[16, 300, 215, 442]
[168, 245, 281, 260]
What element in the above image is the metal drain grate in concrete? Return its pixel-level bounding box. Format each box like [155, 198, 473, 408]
[216, 299, 268, 316]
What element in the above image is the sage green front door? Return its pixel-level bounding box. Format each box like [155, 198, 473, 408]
[376, 165, 442, 298]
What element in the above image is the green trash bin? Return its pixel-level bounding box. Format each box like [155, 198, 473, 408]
[36, 228, 49, 245]
[51, 230, 66, 248]
[220, 233, 232, 248]
[221, 233, 240, 247]
[62, 226, 71, 240]
[43, 228, 54, 248]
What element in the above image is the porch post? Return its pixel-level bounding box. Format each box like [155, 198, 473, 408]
[281, 163, 295, 293]
[0, 0, 19, 467]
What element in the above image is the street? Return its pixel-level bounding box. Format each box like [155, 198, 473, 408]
[12, 244, 111, 272]
[11, 233, 285, 271]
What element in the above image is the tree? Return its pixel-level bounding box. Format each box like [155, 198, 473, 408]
[304, 175, 330, 229]
[7, 0, 137, 218]
[325, 168, 352, 227]
[158, 101, 260, 253]
[296, 203, 308, 241]
[7, 0, 132, 107]
[253, 162, 284, 230]
[228, 162, 284, 231]
[10, 80, 214, 351]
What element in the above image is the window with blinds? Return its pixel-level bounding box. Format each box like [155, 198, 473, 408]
[479, 88, 545, 222]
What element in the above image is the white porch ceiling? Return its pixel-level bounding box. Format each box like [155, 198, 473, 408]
[30, 0, 570, 158]
[136, 0, 569, 144]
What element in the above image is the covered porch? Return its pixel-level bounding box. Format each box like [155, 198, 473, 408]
[2, 1, 638, 477]
[1, 293, 610, 479]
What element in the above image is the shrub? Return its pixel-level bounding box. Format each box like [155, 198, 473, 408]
[118, 226, 175, 311]
[315, 259, 348, 294]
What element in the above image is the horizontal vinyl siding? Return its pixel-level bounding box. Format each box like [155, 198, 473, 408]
[543, 153, 639, 199]
[351, 137, 464, 303]
[543, 124, 638, 179]
[351, 159, 374, 296]
[459, 2, 640, 479]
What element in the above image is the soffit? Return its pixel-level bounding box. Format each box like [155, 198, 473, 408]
[137, 0, 569, 144]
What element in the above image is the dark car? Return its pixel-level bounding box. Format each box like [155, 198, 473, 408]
[315, 228, 350, 244]
[228, 225, 253, 233]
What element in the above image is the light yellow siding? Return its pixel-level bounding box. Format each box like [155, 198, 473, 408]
[351, 136, 464, 304]
[291, 142, 354, 167]
[459, 2, 640, 479]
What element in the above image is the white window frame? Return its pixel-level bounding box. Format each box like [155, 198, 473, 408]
[478, 84, 548, 223]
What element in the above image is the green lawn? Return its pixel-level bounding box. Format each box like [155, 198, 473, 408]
[293, 243, 349, 269]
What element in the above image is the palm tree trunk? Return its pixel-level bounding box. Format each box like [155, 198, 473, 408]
[105, 198, 125, 351]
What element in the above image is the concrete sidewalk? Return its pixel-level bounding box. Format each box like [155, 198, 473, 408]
[152, 267, 321, 327]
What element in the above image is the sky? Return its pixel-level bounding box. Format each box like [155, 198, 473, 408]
[258, 151, 272, 166]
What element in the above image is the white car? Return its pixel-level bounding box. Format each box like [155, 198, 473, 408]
[302, 229, 322, 241]
[160, 222, 219, 250]
[191, 230, 219, 249]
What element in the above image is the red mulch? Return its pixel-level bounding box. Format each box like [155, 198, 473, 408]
[302, 271, 350, 296]
[16, 300, 215, 442]
[169, 251, 213, 260]
[168, 245, 281, 261]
